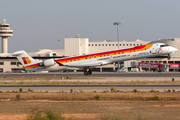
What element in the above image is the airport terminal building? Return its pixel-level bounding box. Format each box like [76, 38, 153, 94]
[0, 37, 180, 72]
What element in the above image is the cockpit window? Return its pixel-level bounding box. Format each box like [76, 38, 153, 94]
[160, 44, 169, 47]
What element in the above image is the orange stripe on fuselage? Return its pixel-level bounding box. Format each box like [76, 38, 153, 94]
[25, 63, 40, 70]
[25, 44, 153, 68]
[56, 44, 153, 63]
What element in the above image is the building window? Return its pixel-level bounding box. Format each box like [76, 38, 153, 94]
[116, 44, 118, 46]
[120, 44, 121, 46]
[0, 68, 3, 72]
[106, 44, 107, 46]
[17, 62, 21, 66]
[140, 44, 142, 45]
[53, 53, 56, 57]
[88, 44, 90, 46]
[0, 62, 4, 65]
[123, 44, 125, 46]
[102, 44, 104, 46]
[130, 44, 132, 46]
[112, 44, 114, 46]
[137, 44, 139, 46]
[126, 44, 128, 46]
[99, 44, 101, 46]
[95, 44, 97, 46]
[109, 44, 111, 46]
[133, 44, 135, 46]
[92, 44, 94, 46]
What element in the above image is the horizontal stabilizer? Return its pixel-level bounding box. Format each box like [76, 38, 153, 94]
[7, 50, 27, 57]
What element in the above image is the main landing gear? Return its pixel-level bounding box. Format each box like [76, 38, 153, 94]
[84, 69, 92, 76]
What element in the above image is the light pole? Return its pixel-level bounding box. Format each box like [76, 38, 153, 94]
[113, 22, 122, 71]
[58, 39, 60, 49]
[113, 22, 122, 49]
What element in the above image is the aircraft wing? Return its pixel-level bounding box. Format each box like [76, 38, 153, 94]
[54, 60, 109, 68]
[64, 63, 102, 68]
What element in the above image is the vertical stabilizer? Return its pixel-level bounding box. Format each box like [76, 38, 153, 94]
[10, 50, 41, 67]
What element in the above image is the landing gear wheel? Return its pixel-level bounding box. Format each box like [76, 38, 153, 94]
[84, 71, 88, 76]
[88, 70, 92, 75]
[84, 69, 92, 76]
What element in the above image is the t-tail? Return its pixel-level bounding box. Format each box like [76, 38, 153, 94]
[10, 50, 42, 70]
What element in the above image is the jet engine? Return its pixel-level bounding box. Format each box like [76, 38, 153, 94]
[40, 59, 55, 67]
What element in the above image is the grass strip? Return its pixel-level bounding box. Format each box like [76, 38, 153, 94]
[0, 92, 180, 101]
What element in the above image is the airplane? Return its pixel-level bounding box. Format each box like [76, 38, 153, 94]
[10, 43, 178, 75]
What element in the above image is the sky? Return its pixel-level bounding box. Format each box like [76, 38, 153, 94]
[1, 0, 180, 52]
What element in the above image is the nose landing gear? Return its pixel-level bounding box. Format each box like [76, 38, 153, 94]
[84, 69, 92, 76]
[168, 54, 170, 60]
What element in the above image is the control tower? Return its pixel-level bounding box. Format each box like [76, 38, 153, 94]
[0, 19, 13, 53]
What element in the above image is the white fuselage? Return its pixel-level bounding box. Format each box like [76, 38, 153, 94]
[27, 43, 178, 72]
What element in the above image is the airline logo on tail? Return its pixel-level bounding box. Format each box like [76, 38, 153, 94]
[22, 57, 31, 64]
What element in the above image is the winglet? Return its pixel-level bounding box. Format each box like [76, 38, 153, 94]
[54, 60, 64, 66]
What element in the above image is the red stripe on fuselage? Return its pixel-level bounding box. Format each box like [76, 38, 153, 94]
[25, 63, 40, 69]
[55, 45, 146, 62]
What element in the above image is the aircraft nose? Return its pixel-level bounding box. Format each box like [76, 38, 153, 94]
[172, 47, 178, 52]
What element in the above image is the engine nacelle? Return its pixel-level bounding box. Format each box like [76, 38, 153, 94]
[43, 59, 55, 67]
